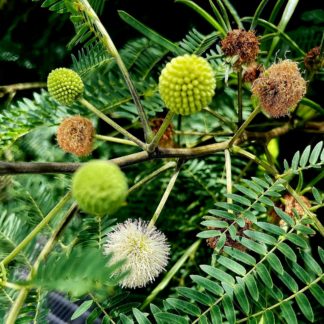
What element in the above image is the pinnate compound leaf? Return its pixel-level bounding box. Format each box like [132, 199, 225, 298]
[217, 256, 246, 276]
[278, 242, 297, 262]
[222, 295, 235, 324]
[280, 301, 297, 324]
[190, 275, 224, 296]
[234, 284, 250, 314]
[166, 298, 201, 317]
[245, 274, 259, 301]
[255, 263, 273, 288]
[132, 308, 151, 324]
[296, 293, 314, 322]
[71, 300, 93, 320]
[176, 287, 213, 306]
[200, 264, 235, 285]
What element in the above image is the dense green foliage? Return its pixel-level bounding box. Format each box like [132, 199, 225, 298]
[0, 0, 323, 323]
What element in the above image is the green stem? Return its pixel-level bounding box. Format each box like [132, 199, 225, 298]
[95, 134, 138, 147]
[128, 161, 177, 194]
[89, 293, 116, 324]
[148, 161, 182, 227]
[224, 149, 232, 205]
[203, 107, 236, 130]
[79, 0, 153, 142]
[228, 106, 261, 147]
[5, 204, 78, 324]
[141, 239, 201, 309]
[237, 67, 243, 126]
[0, 192, 72, 268]
[79, 98, 147, 150]
[147, 111, 175, 153]
[232, 146, 277, 175]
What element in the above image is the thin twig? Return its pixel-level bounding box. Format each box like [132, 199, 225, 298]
[0, 82, 46, 98]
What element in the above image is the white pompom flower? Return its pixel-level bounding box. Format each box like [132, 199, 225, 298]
[104, 219, 170, 289]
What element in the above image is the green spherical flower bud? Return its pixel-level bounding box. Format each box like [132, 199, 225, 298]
[47, 68, 84, 106]
[159, 54, 216, 115]
[72, 160, 128, 216]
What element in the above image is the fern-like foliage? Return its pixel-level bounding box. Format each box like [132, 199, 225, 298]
[141, 142, 323, 324]
[26, 247, 127, 297]
[179, 29, 219, 56]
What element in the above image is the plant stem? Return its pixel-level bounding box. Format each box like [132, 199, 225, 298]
[79, 0, 153, 142]
[224, 149, 232, 205]
[148, 161, 182, 227]
[147, 111, 175, 153]
[237, 66, 243, 126]
[89, 293, 116, 324]
[141, 239, 201, 309]
[5, 204, 78, 324]
[0, 192, 72, 268]
[203, 107, 236, 130]
[232, 145, 277, 175]
[228, 106, 261, 147]
[79, 98, 147, 150]
[177, 115, 182, 146]
[95, 134, 138, 147]
[128, 161, 177, 194]
[0, 82, 46, 97]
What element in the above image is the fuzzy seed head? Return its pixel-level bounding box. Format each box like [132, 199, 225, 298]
[57, 116, 94, 157]
[47, 68, 84, 106]
[104, 219, 170, 289]
[304, 46, 323, 71]
[252, 60, 307, 118]
[159, 54, 216, 115]
[221, 29, 259, 65]
[72, 160, 128, 216]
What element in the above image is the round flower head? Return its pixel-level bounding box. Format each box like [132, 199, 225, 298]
[47, 68, 84, 106]
[104, 219, 170, 289]
[57, 116, 94, 157]
[72, 160, 128, 216]
[159, 54, 216, 115]
[221, 29, 259, 65]
[252, 60, 306, 118]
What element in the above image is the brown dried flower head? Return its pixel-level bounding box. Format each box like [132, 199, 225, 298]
[304, 46, 323, 71]
[57, 116, 94, 156]
[252, 60, 307, 118]
[243, 63, 264, 83]
[150, 117, 174, 148]
[206, 219, 252, 252]
[221, 29, 260, 65]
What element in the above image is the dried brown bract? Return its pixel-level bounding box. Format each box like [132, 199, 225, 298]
[304, 46, 323, 71]
[252, 60, 306, 118]
[150, 117, 174, 148]
[221, 29, 260, 65]
[206, 219, 252, 252]
[57, 116, 94, 156]
[243, 63, 264, 83]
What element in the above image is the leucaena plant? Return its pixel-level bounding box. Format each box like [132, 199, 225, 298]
[0, 1, 323, 323]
